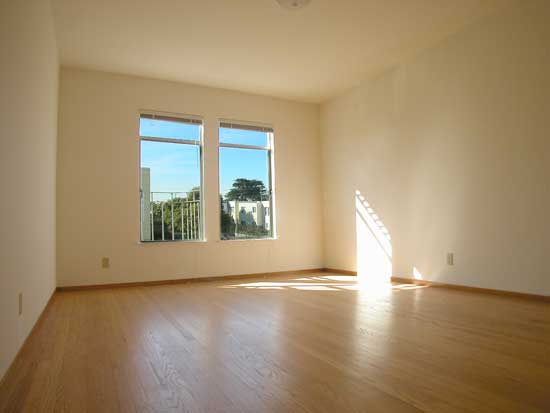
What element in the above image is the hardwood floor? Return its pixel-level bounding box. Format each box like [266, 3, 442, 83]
[1, 272, 549, 412]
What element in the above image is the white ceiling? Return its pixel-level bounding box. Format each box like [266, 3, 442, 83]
[52, 0, 514, 103]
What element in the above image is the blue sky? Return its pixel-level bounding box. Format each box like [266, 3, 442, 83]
[140, 119, 269, 196]
[219, 146, 269, 194]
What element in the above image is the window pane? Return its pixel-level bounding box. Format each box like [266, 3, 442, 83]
[140, 140, 202, 241]
[140, 117, 200, 141]
[219, 127, 268, 147]
[219, 146, 273, 240]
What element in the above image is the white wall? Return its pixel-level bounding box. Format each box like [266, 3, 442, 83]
[57, 68, 322, 287]
[0, 0, 59, 378]
[321, 0, 550, 295]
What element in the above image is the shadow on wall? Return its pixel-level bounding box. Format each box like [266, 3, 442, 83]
[355, 190, 392, 284]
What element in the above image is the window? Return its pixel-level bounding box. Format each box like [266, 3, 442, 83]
[219, 121, 275, 240]
[140, 113, 203, 241]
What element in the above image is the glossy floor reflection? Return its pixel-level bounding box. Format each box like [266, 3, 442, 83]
[1, 272, 549, 412]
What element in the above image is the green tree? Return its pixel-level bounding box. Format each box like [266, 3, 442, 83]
[151, 188, 202, 240]
[225, 179, 267, 201]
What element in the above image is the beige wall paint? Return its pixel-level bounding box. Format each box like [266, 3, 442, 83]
[57, 68, 322, 287]
[321, 0, 550, 295]
[0, 0, 58, 378]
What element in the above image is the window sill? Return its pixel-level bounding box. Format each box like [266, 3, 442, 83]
[218, 237, 278, 243]
[137, 239, 207, 245]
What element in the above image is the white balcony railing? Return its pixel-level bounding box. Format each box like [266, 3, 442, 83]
[141, 191, 201, 241]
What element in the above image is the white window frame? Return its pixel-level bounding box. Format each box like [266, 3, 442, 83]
[138, 110, 205, 243]
[218, 119, 277, 241]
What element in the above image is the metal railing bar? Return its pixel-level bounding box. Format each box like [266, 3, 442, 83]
[187, 204, 190, 240]
[181, 201, 187, 240]
[171, 193, 175, 240]
[150, 209, 154, 241]
[161, 202, 165, 241]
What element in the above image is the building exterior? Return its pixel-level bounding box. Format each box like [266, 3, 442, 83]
[223, 200, 271, 231]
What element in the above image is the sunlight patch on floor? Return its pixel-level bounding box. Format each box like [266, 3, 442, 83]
[218, 275, 430, 293]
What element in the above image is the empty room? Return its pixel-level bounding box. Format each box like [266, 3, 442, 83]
[1, 0, 549, 411]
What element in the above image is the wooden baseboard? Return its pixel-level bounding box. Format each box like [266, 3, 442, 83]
[56, 268, 325, 292]
[322, 268, 358, 276]
[0, 289, 56, 386]
[55, 268, 549, 302]
[391, 276, 550, 302]
[319, 268, 548, 302]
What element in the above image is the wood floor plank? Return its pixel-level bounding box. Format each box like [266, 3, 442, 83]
[146, 283, 418, 413]
[237, 278, 550, 410]
[1, 272, 549, 412]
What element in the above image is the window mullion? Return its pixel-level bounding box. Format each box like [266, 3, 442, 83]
[141, 136, 201, 146]
[219, 142, 268, 151]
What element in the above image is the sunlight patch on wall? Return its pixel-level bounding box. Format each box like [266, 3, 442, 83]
[355, 190, 392, 285]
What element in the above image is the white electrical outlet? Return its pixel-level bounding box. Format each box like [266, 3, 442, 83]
[447, 252, 454, 266]
[102, 257, 110, 269]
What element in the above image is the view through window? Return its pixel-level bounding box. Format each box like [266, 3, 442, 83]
[140, 113, 203, 241]
[219, 122, 275, 240]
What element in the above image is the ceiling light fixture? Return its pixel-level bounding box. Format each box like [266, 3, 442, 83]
[276, 0, 311, 10]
